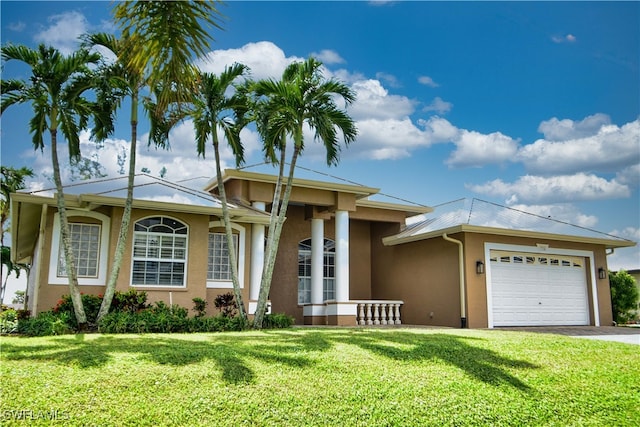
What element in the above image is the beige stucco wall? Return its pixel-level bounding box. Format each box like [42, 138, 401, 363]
[371, 225, 462, 327]
[371, 229, 614, 328]
[34, 206, 253, 317]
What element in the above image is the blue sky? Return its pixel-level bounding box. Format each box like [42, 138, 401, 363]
[1, 0, 639, 293]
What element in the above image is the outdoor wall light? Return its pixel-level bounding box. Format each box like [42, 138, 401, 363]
[476, 261, 485, 275]
[598, 267, 607, 280]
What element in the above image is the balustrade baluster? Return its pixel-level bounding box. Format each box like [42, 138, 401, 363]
[373, 304, 380, 325]
[380, 304, 388, 325]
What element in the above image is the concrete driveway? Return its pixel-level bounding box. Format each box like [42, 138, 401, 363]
[498, 326, 640, 345]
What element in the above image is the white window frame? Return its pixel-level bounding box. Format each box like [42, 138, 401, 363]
[131, 216, 188, 288]
[48, 210, 110, 286]
[206, 221, 245, 289]
[298, 238, 335, 304]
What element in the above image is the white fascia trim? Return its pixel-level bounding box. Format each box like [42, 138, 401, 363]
[48, 210, 111, 286]
[484, 242, 598, 328]
[206, 221, 245, 289]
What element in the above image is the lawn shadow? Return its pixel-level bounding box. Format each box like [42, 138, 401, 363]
[322, 330, 538, 391]
[1, 329, 538, 389]
[0, 331, 320, 385]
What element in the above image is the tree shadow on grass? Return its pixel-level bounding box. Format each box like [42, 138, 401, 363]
[0, 332, 320, 385]
[324, 331, 538, 391]
[1, 329, 538, 389]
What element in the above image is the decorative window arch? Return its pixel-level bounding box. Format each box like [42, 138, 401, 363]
[207, 221, 245, 289]
[48, 210, 111, 286]
[131, 216, 188, 287]
[298, 238, 335, 304]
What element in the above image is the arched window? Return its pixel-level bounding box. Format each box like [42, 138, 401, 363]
[131, 217, 188, 287]
[298, 238, 335, 304]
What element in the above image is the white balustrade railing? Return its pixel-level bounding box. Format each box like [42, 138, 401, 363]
[354, 300, 403, 326]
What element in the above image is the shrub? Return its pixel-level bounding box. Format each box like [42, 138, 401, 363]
[610, 270, 639, 324]
[17, 311, 72, 336]
[214, 292, 238, 317]
[16, 309, 31, 321]
[53, 293, 103, 328]
[112, 290, 148, 313]
[192, 297, 207, 317]
[262, 313, 295, 329]
[0, 309, 18, 335]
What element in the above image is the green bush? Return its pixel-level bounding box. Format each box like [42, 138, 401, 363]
[17, 311, 72, 336]
[610, 270, 639, 324]
[262, 313, 295, 329]
[112, 290, 149, 313]
[192, 297, 208, 317]
[53, 293, 103, 327]
[0, 309, 19, 334]
[214, 292, 238, 317]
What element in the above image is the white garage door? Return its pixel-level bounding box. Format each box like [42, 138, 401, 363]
[490, 250, 590, 327]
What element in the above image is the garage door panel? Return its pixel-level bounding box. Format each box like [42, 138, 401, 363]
[490, 251, 589, 327]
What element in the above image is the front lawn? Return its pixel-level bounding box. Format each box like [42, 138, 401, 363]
[1, 328, 638, 426]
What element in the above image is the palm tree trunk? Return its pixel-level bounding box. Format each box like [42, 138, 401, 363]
[212, 129, 247, 322]
[254, 143, 301, 328]
[96, 91, 139, 322]
[50, 127, 87, 329]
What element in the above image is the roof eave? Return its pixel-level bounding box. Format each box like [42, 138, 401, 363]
[356, 199, 433, 217]
[383, 224, 636, 249]
[208, 169, 380, 199]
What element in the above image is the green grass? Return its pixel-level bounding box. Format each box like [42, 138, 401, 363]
[1, 328, 639, 426]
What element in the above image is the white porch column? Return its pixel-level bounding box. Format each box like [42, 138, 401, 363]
[250, 202, 266, 302]
[311, 218, 324, 305]
[335, 210, 350, 302]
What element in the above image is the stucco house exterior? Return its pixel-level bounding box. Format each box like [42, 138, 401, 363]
[10, 170, 636, 328]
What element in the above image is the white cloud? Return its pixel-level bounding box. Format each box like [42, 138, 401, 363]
[606, 226, 640, 270]
[508, 203, 598, 228]
[348, 79, 416, 120]
[8, 21, 26, 32]
[375, 72, 401, 88]
[446, 130, 520, 168]
[196, 41, 302, 80]
[417, 76, 439, 87]
[537, 113, 611, 141]
[34, 11, 88, 55]
[616, 164, 640, 187]
[469, 173, 631, 204]
[552, 34, 577, 44]
[311, 49, 345, 64]
[423, 97, 453, 114]
[520, 117, 640, 175]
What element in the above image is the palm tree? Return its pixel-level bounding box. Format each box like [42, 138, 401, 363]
[251, 58, 358, 328]
[98, 0, 225, 320]
[81, 32, 145, 322]
[189, 64, 252, 322]
[112, 0, 224, 117]
[0, 166, 34, 304]
[1, 44, 101, 328]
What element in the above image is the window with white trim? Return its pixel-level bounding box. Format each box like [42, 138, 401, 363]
[131, 217, 188, 287]
[48, 211, 111, 286]
[57, 223, 101, 278]
[298, 238, 335, 304]
[208, 232, 238, 281]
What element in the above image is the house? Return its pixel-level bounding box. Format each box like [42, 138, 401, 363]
[10, 170, 636, 328]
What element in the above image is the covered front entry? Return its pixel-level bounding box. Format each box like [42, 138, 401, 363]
[488, 249, 590, 327]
